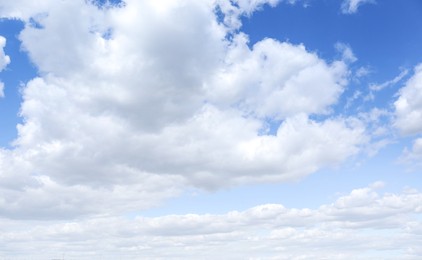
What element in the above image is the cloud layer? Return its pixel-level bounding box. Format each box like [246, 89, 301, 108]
[0, 184, 421, 259]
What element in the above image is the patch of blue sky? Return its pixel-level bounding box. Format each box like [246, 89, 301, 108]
[232, 2, 422, 183]
[258, 117, 282, 136]
[28, 14, 47, 30]
[101, 27, 113, 40]
[89, 25, 114, 40]
[0, 19, 38, 148]
[241, 0, 422, 115]
[88, 0, 126, 9]
[214, 4, 226, 25]
[243, 1, 422, 66]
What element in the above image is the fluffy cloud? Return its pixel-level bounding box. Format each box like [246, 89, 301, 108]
[0, 35, 10, 97]
[399, 138, 422, 168]
[209, 35, 349, 118]
[341, 0, 375, 14]
[394, 64, 422, 136]
[0, 36, 9, 71]
[0, 0, 368, 220]
[394, 64, 422, 167]
[0, 0, 58, 19]
[216, 0, 297, 30]
[0, 184, 421, 259]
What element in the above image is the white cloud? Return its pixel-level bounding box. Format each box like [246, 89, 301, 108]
[335, 42, 357, 63]
[209, 35, 349, 118]
[0, 0, 368, 220]
[0, 36, 10, 71]
[394, 64, 422, 135]
[0, 0, 57, 20]
[370, 69, 408, 92]
[341, 0, 375, 14]
[233, 0, 286, 15]
[0, 184, 421, 259]
[0, 35, 10, 97]
[394, 64, 422, 167]
[355, 66, 371, 78]
[216, 0, 297, 30]
[399, 138, 422, 168]
[0, 82, 4, 98]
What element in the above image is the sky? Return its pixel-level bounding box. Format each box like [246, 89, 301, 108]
[0, 0, 422, 259]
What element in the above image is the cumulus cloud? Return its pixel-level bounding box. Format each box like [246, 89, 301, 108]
[0, 36, 11, 97]
[393, 64, 422, 168]
[394, 64, 422, 136]
[0, 36, 10, 71]
[341, 0, 375, 14]
[0, 184, 421, 259]
[209, 35, 349, 118]
[216, 0, 297, 29]
[0, 0, 369, 220]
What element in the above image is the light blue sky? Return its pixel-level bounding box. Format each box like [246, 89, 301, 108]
[0, 0, 422, 258]
[0, 19, 37, 147]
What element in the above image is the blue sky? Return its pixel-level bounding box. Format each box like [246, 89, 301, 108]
[0, 19, 37, 147]
[1, 0, 422, 259]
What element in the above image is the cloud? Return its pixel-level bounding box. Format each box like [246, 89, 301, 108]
[0, 0, 57, 20]
[209, 35, 349, 118]
[0, 82, 4, 98]
[0, 36, 11, 97]
[393, 64, 422, 167]
[370, 69, 408, 92]
[335, 42, 357, 63]
[0, 0, 368, 220]
[394, 64, 422, 136]
[341, 0, 375, 14]
[0, 183, 421, 259]
[399, 138, 422, 168]
[355, 66, 371, 78]
[0, 36, 10, 71]
[216, 0, 297, 30]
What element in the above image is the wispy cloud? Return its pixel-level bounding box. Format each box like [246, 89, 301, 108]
[335, 42, 357, 63]
[370, 69, 409, 92]
[341, 0, 376, 14]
